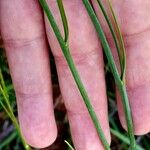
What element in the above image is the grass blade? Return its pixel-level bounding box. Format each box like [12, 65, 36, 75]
[96, 0, 124, 79]
[83, 0, 120, 83]
[64, 140, 75, 150]
[106, 0, 126, 81]
[0, 69, 9, 98]
[111, 128, 144, 150]
[57, 0, 69, 43]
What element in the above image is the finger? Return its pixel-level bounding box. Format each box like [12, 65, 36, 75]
[92, 0, 150, 135]
[45, 1, 110, 149]
[0, 0, 57, 148]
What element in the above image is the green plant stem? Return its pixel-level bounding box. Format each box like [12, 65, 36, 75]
[82, 0, 120, 83]
[117, 83, 136, 149]
[96, 0, 124, 78]
[65, 140, 75, 150]
[0, 70, 9, 98]
[0, 99, 12, 118]
[57, 0, 69, 42]
[64, 48, 111, 150]
[39, 0, 110, 149]
[106, 0, 126, 81]
[82, 0, 136, 149]
[111, 128, 144, 150]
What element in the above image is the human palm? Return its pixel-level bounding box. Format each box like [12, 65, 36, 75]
[0, 0, 150, 149]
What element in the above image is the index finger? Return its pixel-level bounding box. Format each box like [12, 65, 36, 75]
[0, 0, 57, 148]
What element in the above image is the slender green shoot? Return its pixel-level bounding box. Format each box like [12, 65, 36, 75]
[106, 0, 126, 81]
[39, 0, 110, 149]
[82, 0, 136, 149]
[0, 69, 9, 98]
[65, 140, 75, 150]
[96, 0, 124, 79]
[111, 128, 144, 150]
[57, 0, 69, 43]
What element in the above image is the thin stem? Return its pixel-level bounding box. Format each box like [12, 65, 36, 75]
[111, 128, 144, 150]
[0, 99, 12, 118]
[106, 0, 126, 81]
[82, 0, 136, 149]
[39, 0, 110, 149]
[82, 0, 120, 85]
[64, 140, 75, 150]
[96, 0, 124, 78]
[64, 47, 110, 150]
[57, 0, 69, 42]
[0, 85, 13, 113]
[117, 83, 136, 149]
[0, 69, 9, 98]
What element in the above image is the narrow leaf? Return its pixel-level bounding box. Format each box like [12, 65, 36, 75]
[111, 128, 144, 150]
[96, 0, 124, 80]
[106, 0, 126, 81]
[57, 0, 69, 43]
[64, 140, 75, 150]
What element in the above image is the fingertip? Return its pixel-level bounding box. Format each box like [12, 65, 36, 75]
[119, 117, 150, 136]
[21, 123, 57, 149]
[117, 84, 150, 136]
[17, 94, 58, 149]
[68, 111, 111, 150]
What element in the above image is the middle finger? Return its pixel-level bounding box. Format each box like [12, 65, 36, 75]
[44, 0, 110, 149]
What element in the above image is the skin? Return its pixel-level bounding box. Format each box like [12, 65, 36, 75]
[0, 0, 150, 149]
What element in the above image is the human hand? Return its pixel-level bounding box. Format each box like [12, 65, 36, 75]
[0, 0, 150, 149]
